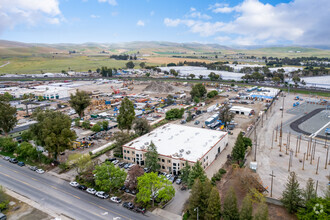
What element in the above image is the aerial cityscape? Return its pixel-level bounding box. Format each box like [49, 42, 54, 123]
[0, 0, 329, 220]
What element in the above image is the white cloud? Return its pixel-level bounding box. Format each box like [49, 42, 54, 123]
[190, 7, 196, 12]
[215, 36, 231, 43]
[189, 12, 211, 20]
[0, 0, 62, 33]
[90, 14, 100, 18]
[98, 0, 117, 6]
[165, 0, 330, 45]
[137, 20, 145, 27]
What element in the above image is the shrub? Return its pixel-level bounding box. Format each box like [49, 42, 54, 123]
[165, 108, 184, 120]
[207, 90, 219, 98]
[82, 120, 91, 129]
[91, 124, 101, 132]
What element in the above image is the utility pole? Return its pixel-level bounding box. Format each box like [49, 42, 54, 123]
[279, 122, 283, 151]
[269, 171, 275, 198]
[288, 150, 293, 172]
[281, 95, 285, 118]
[271, 130, 274, 149]
[295, 136, 298, 157]
[302, 153, 305, 170]
[326, 146, 329, 169]
[316, 180, 319, 196]
[316, 157, 320, 174]
[254, 128, 257, 162]
[306, 139, 310, 160]
[298, 135, 301, 153]
[275, 125, 278, 142]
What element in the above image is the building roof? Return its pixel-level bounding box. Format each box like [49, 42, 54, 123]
[9, 121, 37, 134]
[230, 106, 253, 113]
[124, 124, 227, 162]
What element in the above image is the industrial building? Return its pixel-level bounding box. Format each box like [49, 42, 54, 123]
[230, 106, 254, 116]
[123, 124, 228, 174]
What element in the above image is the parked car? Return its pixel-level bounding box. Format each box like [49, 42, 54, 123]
[77, 185, 87, 190]
[133, 207, 146, 214]
[86, 188, 96, 195]
[194, 120, 200, 125]
[29, 166, 38, 171]
[169, 176, 175, 183]
[9, 158, 18, 163]
[3, 156, 10, 161]
[166, 174, 172, 179]
[120, 186, 126, 191]
[110, 197, 122, 204]
[176, 179, 182, 185]
[122, 202, 134, 209]
[125, 188, 130, 194]
[124, 163, 131, 169]
[118, 162, 125, 168]
[112, 160, 119, 165]
[95, 191, 109, 199]
[143, 167, 150, 173]
[36, 169, 45, 174]
[130, 190, 136, 195]
[128, 164, 135, 169]
[70, 181, 79, 187]
[105, 158, 116, 162]
[17, 161, 25, 167]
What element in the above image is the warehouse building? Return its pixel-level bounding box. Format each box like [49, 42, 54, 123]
[123, 124, 228, 175]
[230, 106, 254, 116]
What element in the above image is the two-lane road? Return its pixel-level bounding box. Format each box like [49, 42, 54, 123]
[0, 159, 161, 220]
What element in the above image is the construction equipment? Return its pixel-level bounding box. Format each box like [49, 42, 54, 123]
[111, 86, 120, 94]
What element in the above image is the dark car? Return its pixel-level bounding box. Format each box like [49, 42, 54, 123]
[130, 190, 136, 195]
[133, 207, 146, 214]
[17, 161, 25, 167]
[120, 185, 126, 191]
[9, 158, 18, 163]
[78, 185, 87, 190]
[118, 162, 126, 168]
[105, 158, 116, 162]
[143, 167, 150, 173]
[123, 202, 134, 209]
[124, 163, 131, 169]
[125, 188, 131, 194]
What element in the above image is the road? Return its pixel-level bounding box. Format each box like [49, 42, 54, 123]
[0, 159, 161, 220]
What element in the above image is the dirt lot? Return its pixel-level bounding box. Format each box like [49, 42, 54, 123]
[4, 196, 52, 220]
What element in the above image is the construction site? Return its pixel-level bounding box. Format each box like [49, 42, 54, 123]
[246, 92, 329, 200]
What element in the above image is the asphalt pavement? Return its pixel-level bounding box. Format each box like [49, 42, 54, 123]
[0, 159, 161, 220]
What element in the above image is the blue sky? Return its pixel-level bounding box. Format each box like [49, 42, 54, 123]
[0, 0, 329, 45]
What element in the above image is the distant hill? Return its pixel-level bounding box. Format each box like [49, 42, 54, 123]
[0, 40, 329, 58]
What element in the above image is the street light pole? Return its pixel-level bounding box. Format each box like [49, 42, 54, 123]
[194, 207, 199, 220]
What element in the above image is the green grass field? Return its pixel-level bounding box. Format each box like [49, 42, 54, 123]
[0, 56, 159, 74]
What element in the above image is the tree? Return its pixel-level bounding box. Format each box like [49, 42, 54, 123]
[188, 178, 203, 219]
[91, 124, 101, 132]
[0, 137, 17, 153]
[96, 68, 101, 73]
[165, 95, 174, 105]
[30, 110, 76, 160]
[69, 90, 91, 118]
[139, 62, 146, 69]
[2, 92, 13, 101]
[0, 101, 17, 136]
[102, 120, 109, 130]
[200, 179, 213, 218]
[302, 178, 316, 204]
[21, 130, 32, 142]
[180, 161, 191, 184]
[281, 172, 303, 213]
[165, 108, 184, 120]
[100, 66, 112, 77]
[188, 161, 206, 188]
[190, 83, 207, 99]
[137, 172, 175, 207]
[16, 142, 38, 161]
[189, 74, 196, 79]
[126, 165, 144, 190]
[126, 61, 135, 69]
[170, 69, 176, 75]
[231, 132, 246, 164]
[82, 120, 91, 129]
[93, 162, 127, 193]
[219, 104, 234, 127]
[117, 97, 135, 131]
[240, 195, 253, 220]
[207, 90, 219, 98]
[253, 202, 269, 220]
[222, 188, 239, 220]
[133, 118, 151, 136]
[144, 142, 160, 172]
[146, 72, 150, 77]
[272, 77, 281, 84]
[205, 187, 222, 220]
[297, 197, 329, 220]
[67, 153, 93, 175]
[199, 75, 203, 80]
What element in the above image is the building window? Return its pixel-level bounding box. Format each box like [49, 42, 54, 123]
[168, 160, 171, 163]
[132, 151, 135, 154]
[162, 165, 165, 169]
[124, 150, 126, 153]
[162, 159, 165, 163]
[136, 154, 139, 157]
[206, 156, 208, 159]
[127, 150, 130, 154]
[203, 158, 205, 162]
[124, 156, 127, 159]
[158, 158, 160, 161]
[182, 163, 185, 167]
[173, 163, 176, 166]
[128, 157, 130, 160]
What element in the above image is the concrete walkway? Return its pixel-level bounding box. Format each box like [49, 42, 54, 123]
[152, 208, 181, 220]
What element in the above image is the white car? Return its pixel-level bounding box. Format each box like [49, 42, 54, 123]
[95, 191, 109, 199]
[36, 169, 45, 174]
[86, 188, 97, 195]
[112, 160, 119, 165]
[70, 181, 79, 187]
[110, 197, 122, 204]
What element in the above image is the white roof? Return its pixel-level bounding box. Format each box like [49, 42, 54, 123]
[230, 106, 253, 112]
[125, 124, 227, 162]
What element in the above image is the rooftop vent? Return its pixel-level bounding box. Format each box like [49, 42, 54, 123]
[186, 150, 191, 155]
[179, 154, 183, 157]
[179, 149, 184, 153]
[144, 142, 149, 145]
